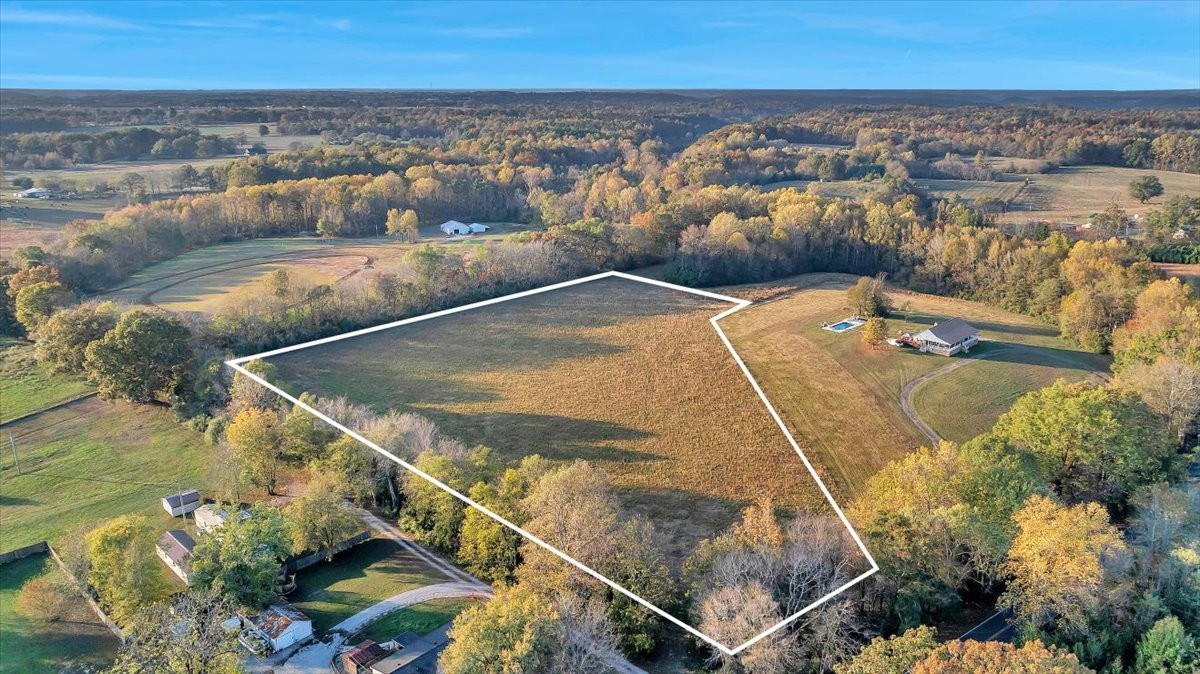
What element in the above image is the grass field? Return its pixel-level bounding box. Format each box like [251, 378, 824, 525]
[266, 276, 835, 562]
[719, 274, 1109, 498]
[0, 340, 93, 423]
[354, 597, 477, 644]
[1001, 165, 1200, 223]
[911, 349, 1105, 443]
[913, 178, 1025, 202]
[0, 554, 120, 673]
[290, 539, 449, 634]
[0, 396, 213, 551]
[0, 193, 124, 256]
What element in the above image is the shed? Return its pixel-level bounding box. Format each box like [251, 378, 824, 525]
[910, 318, 980, 356]
[156, 530, 196, 584]
[342, 640, 388, 674]
[246, 602, 313, 653]
[439, 220, 471, 236]
[162, 489, 201, 517]
[467, 223, 490, 234]
[16, 187, 52, 199]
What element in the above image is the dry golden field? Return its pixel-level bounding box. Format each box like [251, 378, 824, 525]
[266, 276, 834, 561]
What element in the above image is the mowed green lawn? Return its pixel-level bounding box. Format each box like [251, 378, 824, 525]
[0, 396, 212, 551]
[267, 276, 833, 563]
[0, 340, 93, 423]
[912, 350, 1105, 443]
[356, 597, 477, 644]
[720, 274, 1109, 499]
[0, 554, 120, 673]
[290, 539, 449, 634]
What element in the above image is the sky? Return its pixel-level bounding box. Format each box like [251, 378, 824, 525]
[1, 1, 1198, 91]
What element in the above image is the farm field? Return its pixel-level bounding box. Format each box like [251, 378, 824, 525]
[764, 177, 1024, 203]
[0, 396, 213, 552]
[290, 538, 450, 634]
[1000, 165, 1200, 223]
[719, 274, 1109, 499]
[0, 554, 120, 674]
[265, 276, 838, 564]
[0, 340, 93, 423]
[98, 223, 533, 313]
[354, 597, 478, 644]
[911, 350, 1105, 443]
[1156, 262, 1200, 286]
[0, 192, 123, 256]
[3, 156, 235, 190]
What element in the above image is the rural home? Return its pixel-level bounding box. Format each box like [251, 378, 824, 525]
[161, 489, 201, 517]
[910, 318, 980, 356]
[15, 187, 53, 199]
[439, 220, 471, 236]
[363, 626, 454, 674]
[342, 640, 389, 674]
[155, 529, 196, 584]
[194, 503, 250, 534]
[243, 602, 313, 653]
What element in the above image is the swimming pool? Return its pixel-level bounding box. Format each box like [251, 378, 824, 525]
[823, 318, 865, 333]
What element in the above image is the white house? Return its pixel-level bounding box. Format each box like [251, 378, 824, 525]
[156, 530, 196, 584]
[161, 489, 201, 517]
[245, 602, 313, 653]
[910, 318, 980, 356]
[468, 222, 491, 234]
[194, 503, 251, 534]
[16, 187, 52, 199]
[439, 220, 471, 236]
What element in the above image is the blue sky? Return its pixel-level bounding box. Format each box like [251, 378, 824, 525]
[1, 1, 1198, 90]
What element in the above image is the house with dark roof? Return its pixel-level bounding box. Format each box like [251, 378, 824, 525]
[156, 530, 196, 584]
[342, 640, 389, 674]
[162, 489, 201, 517]
[366, 626, 453, 674]
[910, 318, 980, 356]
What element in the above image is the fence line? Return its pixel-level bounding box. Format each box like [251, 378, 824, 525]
[283, 530, 370, 573]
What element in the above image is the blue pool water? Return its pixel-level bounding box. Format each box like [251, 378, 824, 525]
[829, 321, 856, 331]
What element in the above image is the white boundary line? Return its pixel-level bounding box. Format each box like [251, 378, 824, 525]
[226, 270, 878, 655]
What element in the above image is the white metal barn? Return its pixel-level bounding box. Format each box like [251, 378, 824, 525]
[161, 489, 201, 517]
[468, 222, 491, 233]
[439, 220, 472, 236]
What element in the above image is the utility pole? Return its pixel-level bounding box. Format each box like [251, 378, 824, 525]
[8, 433, 20, 475]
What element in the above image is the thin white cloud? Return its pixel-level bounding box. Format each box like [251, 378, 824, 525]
[0, 7, 142, 30]
[433, 26, 532, 39]
[329, 18, 351, 32]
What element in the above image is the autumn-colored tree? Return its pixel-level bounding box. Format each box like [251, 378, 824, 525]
[14, 280, 72, 333]
[85, 515, 168, 624]
[999, 496, 1127, 636]
[285, 473, 361, 557]
[913, 639, 1092, 673]
[440, 584, 561, 674]
[310, 435, 375, 502]
[35, 301, 119, 373]
[837, 625, 938, 674]
[846, 274, 891, 317]
[83, 309, 193, 403]
[386, 207, 420, 241]
[862, 316, 888, 347]
[225, 407, 284, 494]
[15, 571, 73, 628]
[456, 481, 522, 583]
[107, 589, 242, 674]
[228, 359, 278, 414]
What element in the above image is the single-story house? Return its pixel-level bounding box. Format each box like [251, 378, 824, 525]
[156, 530, 196, 584]
[194, 503, 251, 534]
[367, 626, 453, 674]
[342, 640, 389, 674]
[467, 222, 490, 234]
[245, 602, 313, 653]
[439, 220, 471, 236]
[162, 489, 201, 517]
[244, 145, 268, 156]
[16, 187, 53, 199]
[910, 318, 980, 356]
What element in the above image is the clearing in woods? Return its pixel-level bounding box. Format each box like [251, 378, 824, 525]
[719, 274, 1109, 498]
[237, 272, 873, 654]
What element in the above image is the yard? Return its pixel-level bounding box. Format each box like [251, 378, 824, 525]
[1000, 165, 1200, 224]
[265, 276, 836, 564]
[719, 274, 1109, 499]
[353, 597, 478, 644]
[289, 538, 450, 634]
[0, 554, 120, 673]
[0, 339, 93, 423]
[0, 396, 213, 552]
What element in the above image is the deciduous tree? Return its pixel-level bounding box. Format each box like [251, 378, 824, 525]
[83, 309, 193, 403]
[225, 408, 284, 494]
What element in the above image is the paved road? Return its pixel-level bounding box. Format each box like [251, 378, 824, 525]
[958, 609, 1016, 643]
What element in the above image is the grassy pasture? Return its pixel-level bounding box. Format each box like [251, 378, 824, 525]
[355, 597, 477, 644]
[0, 339, 93, 423]
[290, 538, 449, 634]
[911, 351, 1104, 443]
[266, 277, 834, 562]
[0, 192, 123, 256]
[0, 554, 120, 673]
[3, 156, 235, 189]
[913, 178, 1025, 202]
[719, 274, 1108, 498]
[0, 396, 212, 552]
[1002, 165, 1200, 223]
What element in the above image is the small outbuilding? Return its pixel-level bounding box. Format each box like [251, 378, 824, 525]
[467, 222, 490, 234]
[162, 489, 201, 517]
[910, 318, 980, 356]
[439, 220, 471, 236]
[16, 187, 53, 199]
[156, 529, 196, 584]
[244, 602, 313, 653]
[342, 640, 389, 674]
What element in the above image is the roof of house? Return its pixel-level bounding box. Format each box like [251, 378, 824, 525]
[157, 530, 196, 565]
[343, 640, 388, 667]
[163, 489, 200, 507]
[914, 318, 979, 345]
[440, 219, 467, 228]
[369, 626, 452, 672]
[252, 602, 311, 640]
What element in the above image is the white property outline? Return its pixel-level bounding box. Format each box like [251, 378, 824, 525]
[227, 270, 879, 656]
